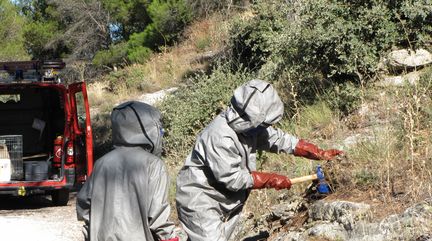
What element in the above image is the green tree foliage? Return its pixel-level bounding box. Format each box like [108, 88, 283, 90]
[94, 0, 192, 67]
[23, 20, 65, 59]
[17, 0, 60, 22]
[147, 0, 192, 45]
[101, 0, 151, 39]
[11, 0, 195, 65]
[397, 0, 432, 48]
[17, 0, 68, 59]
[93, 42, 128, 67]
[0, 0, 30, 61]
[50, 0, 111, 60]
[125, 0, 192, 63]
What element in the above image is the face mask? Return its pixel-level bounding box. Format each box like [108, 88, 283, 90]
[243, 125, 268, 137]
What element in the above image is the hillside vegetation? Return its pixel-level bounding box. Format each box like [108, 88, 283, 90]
[156, 0, 432, 220]
[87, 0, 432, 220]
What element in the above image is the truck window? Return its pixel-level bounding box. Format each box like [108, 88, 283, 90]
[75, 92, 86, 130]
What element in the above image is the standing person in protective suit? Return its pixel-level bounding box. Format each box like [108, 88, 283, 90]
[77, 101, 179, 241]
[176, 79, 343, 241]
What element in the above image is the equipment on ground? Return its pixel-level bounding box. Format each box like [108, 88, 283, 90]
[290, 165, 331, 194]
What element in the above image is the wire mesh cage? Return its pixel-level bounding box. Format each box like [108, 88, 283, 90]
[0, 135, 23, 180]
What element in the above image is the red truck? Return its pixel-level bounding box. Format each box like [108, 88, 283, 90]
[0, 60, 93, 206]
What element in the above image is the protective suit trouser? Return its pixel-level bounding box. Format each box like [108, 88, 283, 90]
[176, 166, 246, 241]
[178, 208, 241, 241]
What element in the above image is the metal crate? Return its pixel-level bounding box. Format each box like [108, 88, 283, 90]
[0, 135, 23, 180]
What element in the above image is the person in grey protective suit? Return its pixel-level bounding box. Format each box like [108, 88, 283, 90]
[77, 101, 179, 241]
[176, 79, 343, 241]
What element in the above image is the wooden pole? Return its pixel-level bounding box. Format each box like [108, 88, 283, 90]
[290, 174, 318, 184]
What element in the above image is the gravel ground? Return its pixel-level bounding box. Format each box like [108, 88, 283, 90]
[0, 193, 83, 241]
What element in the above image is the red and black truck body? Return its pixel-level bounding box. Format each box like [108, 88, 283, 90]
[0, 61, 93, 205]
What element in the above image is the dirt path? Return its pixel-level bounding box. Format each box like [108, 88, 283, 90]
[0, 193, 83, 241]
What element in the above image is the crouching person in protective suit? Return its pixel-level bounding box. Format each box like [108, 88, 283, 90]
[77, 101, 179, 241]
[176, 79, 343, 241]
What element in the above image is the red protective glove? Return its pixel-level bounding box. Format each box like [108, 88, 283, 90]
[293, 139, 343, 160]
[161, 238, 179, 241]
[251, 171, 292, 190]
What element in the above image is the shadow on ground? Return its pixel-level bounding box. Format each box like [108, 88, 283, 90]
[0, 192, 77, 210]
[242, 231, 270, 241]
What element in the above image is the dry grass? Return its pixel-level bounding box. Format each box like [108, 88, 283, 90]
[141, 13, 230, 86]
[241, 70, 432, 223]
[321, 69, 432, 220]
[87, 81, 130, 108]
[98, 12, 231, 97]
[87, 81, 108, 107]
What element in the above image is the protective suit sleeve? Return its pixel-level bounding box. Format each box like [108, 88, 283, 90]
[205, 136, 254, 192]
[148, 160, 176, 240]
[256, 126, 299, 154]
[76, 169, 94, 238]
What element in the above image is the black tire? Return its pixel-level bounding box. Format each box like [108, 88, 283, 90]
[51, 189, 70, 206]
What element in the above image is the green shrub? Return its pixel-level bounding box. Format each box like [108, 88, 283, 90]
[354, 168, 379, 188]
[230, 0, 432, 104]
[128, 24, 163, 50]
[127, 46, 153, 64]
[325, 82, 362, 116]
[104, 65, 156, 93]
[147, 0, 192, 45]
[92, 113, 113, 159]
[195, 36, 211, 51]
[159, 65, 251, 156]
[397, 0, 432, 47]
[93, 42, 128, 68]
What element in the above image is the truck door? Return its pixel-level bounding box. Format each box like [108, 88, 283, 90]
[69, 82, 93, 183]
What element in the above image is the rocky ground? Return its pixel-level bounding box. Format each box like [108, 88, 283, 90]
[234, 196, 432, 241]
[0, 193, 83, 241]
[0, 192, 187, 241]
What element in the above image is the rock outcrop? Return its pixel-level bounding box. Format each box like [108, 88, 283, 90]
[138, 87, 178, 105]
[386, 49, 432, 71]
[377, 48, 431, 86]
[236, 198, 432, 241]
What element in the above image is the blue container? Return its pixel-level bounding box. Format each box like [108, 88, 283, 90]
[24, 161, 48, 181]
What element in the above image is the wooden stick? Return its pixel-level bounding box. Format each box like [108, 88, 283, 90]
[290, 174, 318, 184]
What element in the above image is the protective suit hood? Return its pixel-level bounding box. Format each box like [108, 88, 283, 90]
[225, 79, 284, 133]
[111, 101, 163, 156]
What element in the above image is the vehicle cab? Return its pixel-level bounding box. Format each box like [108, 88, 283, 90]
[0, 60, 93, 205]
